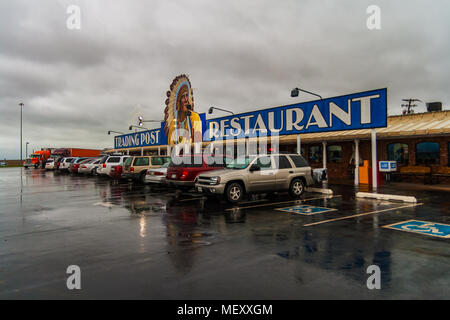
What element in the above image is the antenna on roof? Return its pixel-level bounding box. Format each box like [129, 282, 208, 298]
[401, 98, 422, 115]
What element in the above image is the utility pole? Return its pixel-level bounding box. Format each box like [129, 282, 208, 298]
[401, 99, 422, 115]
[19, 103, 24, 161]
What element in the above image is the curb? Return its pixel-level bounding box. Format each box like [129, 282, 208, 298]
[306, 187, 333, 195]
[356, 192, 417, 203]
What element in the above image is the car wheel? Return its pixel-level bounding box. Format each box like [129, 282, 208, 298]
[226, 182, 244, 203]
[92, 168, 97, 175]
[289, 178, 305, 198]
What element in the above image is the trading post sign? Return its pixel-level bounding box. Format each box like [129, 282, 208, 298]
[114, 127, 165, 149]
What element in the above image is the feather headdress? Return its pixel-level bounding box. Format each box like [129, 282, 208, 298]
[164, 74, 194, 144]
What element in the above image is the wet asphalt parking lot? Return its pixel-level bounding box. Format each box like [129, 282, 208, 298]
[0, 167, 449, 299]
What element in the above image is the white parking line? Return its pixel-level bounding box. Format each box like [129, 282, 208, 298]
[303, 203, 423, 227]
[225, 195, 342, 211]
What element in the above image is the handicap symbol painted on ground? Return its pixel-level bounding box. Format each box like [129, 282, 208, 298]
[383, 220, 450, 238]
[276, 205, 337, 215]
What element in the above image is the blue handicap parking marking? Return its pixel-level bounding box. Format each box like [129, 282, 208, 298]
[383, 220, 450, 238]
[276, 205, 337, 215]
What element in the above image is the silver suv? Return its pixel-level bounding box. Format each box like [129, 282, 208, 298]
[194, 153, 314, 203]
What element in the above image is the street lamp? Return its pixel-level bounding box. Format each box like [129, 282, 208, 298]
[208, 107, 235, 115]
[26, 142, 29, 158]
[108, 130, 125, 135]
[291, 87, 322, 100]
[138, 116, 163, 126]
[129, 125, 148, 131]
[19, 102, 24, 161]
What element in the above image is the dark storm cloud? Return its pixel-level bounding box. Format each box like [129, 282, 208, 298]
[0, 0, 449, 159]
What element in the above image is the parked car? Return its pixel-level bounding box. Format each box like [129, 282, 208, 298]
[313, 168, 328, 183]
[59, 157, 75, 171]
[79, 158, 102, 175]
[122, 156, 171, 183]
[194, 153, 314, 203]
[44, 158, 56, 170]
[97, 155, 130, 178]
[145, 161, 170, 184]
[54, 157, 63, 170]
[68, 158, 89, 173]
[165, 154, 231, 189]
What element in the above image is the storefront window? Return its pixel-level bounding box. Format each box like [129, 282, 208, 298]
[387, 143, 409, 165]
[327, 145, 342, 163]
[309, 145, 322, 163]
[416, 142, 440, 165]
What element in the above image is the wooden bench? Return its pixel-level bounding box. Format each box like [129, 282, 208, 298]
[391, 166, 432, 184]
[431, 166, 450, 184]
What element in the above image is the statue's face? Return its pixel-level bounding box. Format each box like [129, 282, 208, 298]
[180, 92, 189, 112]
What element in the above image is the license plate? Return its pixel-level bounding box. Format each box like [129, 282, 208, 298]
[171, 174, 177, 179]
[197, 187, 203, 192]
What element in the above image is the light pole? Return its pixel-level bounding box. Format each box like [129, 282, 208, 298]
[108, 130, 125, 135]
[19, 103, 24, 161]
[26, 142, 29, 158]
[138, 116, 163, 126]
[208, 107, 235, 115]
[290, 87, 322, 100]
[129, 125, 148, 131]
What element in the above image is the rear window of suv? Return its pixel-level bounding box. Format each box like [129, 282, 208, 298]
[289, 155, 309, 167]
[274, 156, 292, 169]
[151, 156, 171, 165]
[134, 157, 149, 166]
[107, 157, 121, 163]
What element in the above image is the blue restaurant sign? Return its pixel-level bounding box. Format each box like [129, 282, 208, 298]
[114, 88, 387, 149]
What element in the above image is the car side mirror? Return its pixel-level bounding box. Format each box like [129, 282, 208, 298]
[249, 164, 260, 172]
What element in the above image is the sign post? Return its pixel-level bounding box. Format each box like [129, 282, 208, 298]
[371, 129, 377, 190]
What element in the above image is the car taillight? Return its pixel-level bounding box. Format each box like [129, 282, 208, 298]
[181, 170, 189, 179]
[111, 165, 122, 173]
[81, 165, 86, 168]
[103, 163, 106, 168]
[130, 167, 134, 172]
[154, 171, 164, 176]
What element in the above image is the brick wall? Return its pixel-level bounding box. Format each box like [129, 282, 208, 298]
[280, 136, 450, 179]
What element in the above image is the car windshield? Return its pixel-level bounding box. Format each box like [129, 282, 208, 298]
[226, 156, 256, 169]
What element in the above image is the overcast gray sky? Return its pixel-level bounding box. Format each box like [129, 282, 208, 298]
[1, 0, 449, 159]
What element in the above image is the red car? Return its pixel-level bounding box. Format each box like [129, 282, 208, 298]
[166, 154, 231, 189]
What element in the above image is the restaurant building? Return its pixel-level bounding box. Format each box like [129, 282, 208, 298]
[107, 110, 450, 183]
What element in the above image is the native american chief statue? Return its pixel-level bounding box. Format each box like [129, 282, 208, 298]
[164, 75, 202, 146]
